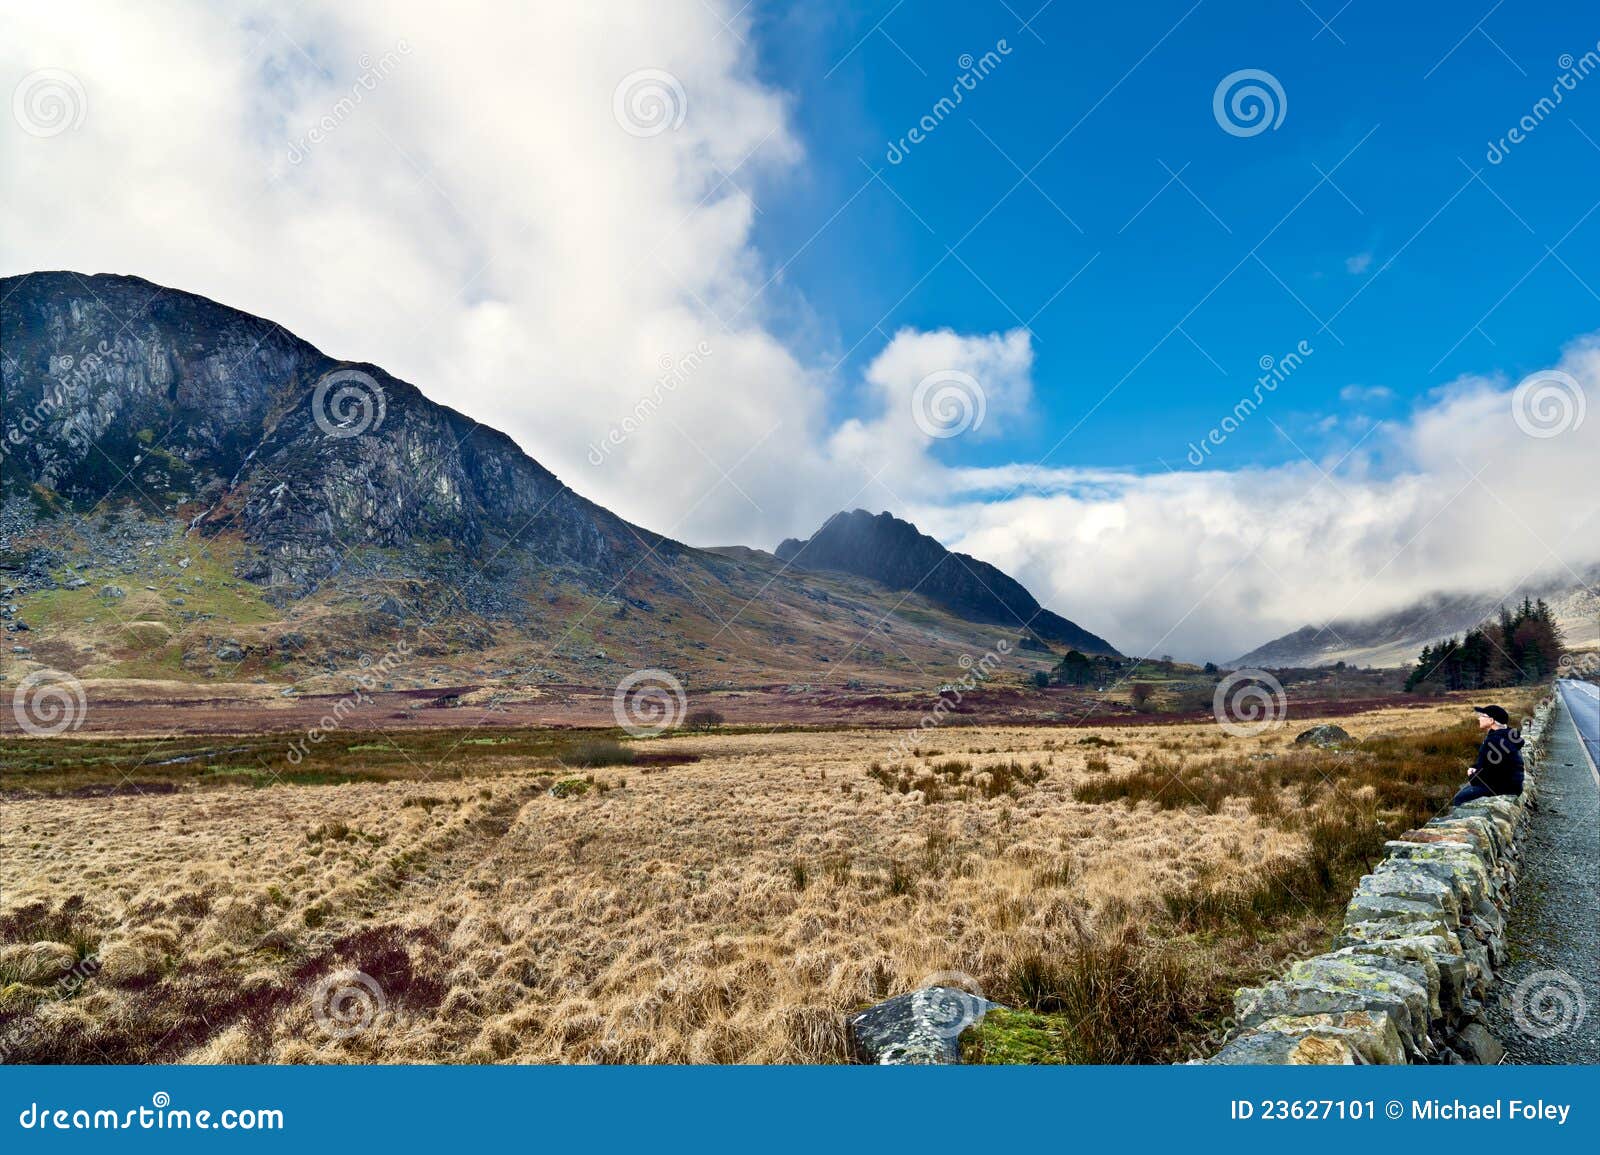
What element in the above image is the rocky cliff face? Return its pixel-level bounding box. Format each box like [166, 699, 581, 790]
[776, 509, 1117, 655]
[1, 272, 656, 597]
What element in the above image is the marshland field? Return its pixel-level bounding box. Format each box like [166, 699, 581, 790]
[0, 694, 1523, 1064]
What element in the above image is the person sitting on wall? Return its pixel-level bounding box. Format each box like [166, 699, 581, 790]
[1451, 704, 1525, 806]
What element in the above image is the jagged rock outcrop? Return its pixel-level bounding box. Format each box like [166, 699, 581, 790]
[776, 509, 1116, 655]
[0, 272, 677, 596]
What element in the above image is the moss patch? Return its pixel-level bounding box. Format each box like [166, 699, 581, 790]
[959, 1008, 1073, 1064]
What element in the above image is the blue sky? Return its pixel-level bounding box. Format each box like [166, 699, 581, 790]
[745, 0, 1600, 474]
[5, 0, 1594, 658]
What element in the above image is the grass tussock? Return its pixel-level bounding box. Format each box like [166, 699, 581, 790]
[866, 757, 1047, 802]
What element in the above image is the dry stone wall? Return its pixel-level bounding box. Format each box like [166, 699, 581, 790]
[1205, 695, 1556, 1065]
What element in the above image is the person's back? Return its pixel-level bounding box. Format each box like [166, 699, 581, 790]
[1452, 704, 1524, 806]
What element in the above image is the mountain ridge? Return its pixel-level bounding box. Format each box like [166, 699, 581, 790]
[1232, 570, 1600, 669]
[776, 509, 1118, 655]
[1, 271, 1118, 687]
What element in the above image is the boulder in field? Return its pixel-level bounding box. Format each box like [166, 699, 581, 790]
[1294, 723, 1352, 748]
[846, 985, 1001, 1064]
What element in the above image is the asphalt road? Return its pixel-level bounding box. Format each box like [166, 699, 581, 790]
[1484, 681, 1600, 1063]
[1557, 678, 1600, 782]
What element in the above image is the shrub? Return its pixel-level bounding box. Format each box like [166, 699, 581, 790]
[565, 739, 634, 767]
[684, 709, 726, 731]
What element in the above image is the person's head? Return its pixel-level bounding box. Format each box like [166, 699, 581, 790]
[1474, 704, 1510, 730]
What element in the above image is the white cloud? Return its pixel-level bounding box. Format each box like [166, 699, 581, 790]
[3, 1, 1596, 664]
[1345, 251, 1373, 274]
[916, 340, 1600, 661]
[1340, 384, 1393, 403]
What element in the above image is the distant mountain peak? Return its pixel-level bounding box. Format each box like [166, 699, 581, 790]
[776, 508, 1119, 655]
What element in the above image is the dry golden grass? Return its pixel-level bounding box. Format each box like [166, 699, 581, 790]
[0, 700, 1502, 1064]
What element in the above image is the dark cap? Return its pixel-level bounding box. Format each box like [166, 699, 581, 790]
[1474, 704, 1511, 725]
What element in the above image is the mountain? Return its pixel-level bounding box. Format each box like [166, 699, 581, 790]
[775, 509, 1119, 655]
[1232, 571, 1600, 669]
[0, 271, 1116, 690]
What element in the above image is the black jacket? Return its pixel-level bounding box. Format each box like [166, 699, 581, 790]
[1469, 727, 1525, 795]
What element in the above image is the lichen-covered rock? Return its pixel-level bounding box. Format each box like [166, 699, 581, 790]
[1381, 843, 1492, 908]
[1210, 1011, 1404, 1065]
[846, 986, 1001, 1064]
[1356, 868, 1461, 926]
[1235, 978, 1422, 1053]
[1325, 937, 1467, 1015]
[1344, 892, 1456, 929]
[1281, 958, 1432, 1043]
[1336, 916, 1460, 954]
[1208, 1030, 1362, 1065]
[1427, 813, 1503, 850]
[1320, 943, 1447, 1019]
